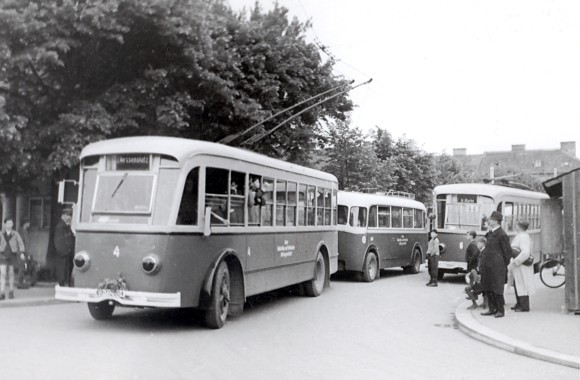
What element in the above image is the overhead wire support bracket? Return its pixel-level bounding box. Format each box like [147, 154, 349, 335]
[241, 78, 373, 146]
[218, 80, 355, 145]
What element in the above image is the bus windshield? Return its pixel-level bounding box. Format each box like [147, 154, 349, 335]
[94, 173, 155, 213]
[437, 193, 494, 231]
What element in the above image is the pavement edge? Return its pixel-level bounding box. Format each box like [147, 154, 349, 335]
[455, 301, 580, 369]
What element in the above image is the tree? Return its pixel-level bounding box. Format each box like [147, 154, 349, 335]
[321, 120, 393, 191]
[0, 0, 352, 191]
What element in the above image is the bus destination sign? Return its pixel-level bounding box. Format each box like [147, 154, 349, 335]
[457, 194, 477, 204]
[117, 154, 150, 171]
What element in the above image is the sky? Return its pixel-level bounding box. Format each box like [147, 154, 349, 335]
[228, 0, 580, 158]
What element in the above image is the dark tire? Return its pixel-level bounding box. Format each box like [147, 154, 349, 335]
[539, 259, 565, 288]
[361, 252, 379, 282]
[403, 249, 422, 274]
[88, 301, 115, 320]
[437, 270, 445, 281]
[304, 251, 326, 297]
[205, 261, 231, 329]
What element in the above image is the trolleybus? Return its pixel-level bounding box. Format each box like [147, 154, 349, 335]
[337, 191, 428, 282]
[55, 136, 338, 328]
[433, 183, 548, 279]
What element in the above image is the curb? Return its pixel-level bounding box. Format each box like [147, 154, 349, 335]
[0, 298, 69, 309]
[455, 301, 580, 369]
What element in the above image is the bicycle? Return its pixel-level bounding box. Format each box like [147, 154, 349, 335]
[539, 255, 566, 288]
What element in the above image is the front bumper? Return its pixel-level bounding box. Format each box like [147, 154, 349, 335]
[438, 260, 467, 271]
[55, 285, 181, 308]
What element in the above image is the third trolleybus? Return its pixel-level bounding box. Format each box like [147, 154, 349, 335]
[433, 183, 548, 279]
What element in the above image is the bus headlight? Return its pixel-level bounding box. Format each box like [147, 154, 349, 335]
[439, 243, 446, 254]
[73, 251, 90, 272]
[142, 254, 161, 275]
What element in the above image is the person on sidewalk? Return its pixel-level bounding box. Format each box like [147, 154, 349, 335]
[0, 217, 25, 300]
[465, 236, 486, 309]
[16, 218, 38, 289]
[507, 220, 535, 312]
[426, 229, 440, 287]
[480, 211, 512, 318]
[54, 207, 75, 287]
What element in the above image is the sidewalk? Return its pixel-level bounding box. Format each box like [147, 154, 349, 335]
[0, 282, 66, 308]
[455, 275, 580, 369]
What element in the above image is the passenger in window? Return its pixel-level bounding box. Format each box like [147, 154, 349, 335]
[230, 181, 238, 195]
[248, 177, 264, 224]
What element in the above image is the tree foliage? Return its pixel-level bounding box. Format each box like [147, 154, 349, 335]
[0, 0, 352, 191]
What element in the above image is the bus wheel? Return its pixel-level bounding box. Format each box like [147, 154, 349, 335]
[88, 301, 115, 320]
[404, 249, 422, 274]
[304, 251, 326, 297]
[361, 252, 379, 282]
[205, 261, 231, 329]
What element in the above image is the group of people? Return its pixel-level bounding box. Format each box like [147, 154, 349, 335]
[426, 211, 535, 318]
[0, 206, 76, 300]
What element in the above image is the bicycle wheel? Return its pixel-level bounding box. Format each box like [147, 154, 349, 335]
[539, 259, 566, 288]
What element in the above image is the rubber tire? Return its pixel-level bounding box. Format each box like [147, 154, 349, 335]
[304, 251, 326, 297]
[361, 252, 379, 282]
[539, 259, 565, 289]
[88, 301, 115, 320]
[403, 249, 422, 274]
[205, 261, 231, 329]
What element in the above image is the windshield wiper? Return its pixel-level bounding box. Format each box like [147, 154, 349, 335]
[111, 173, 128, 198]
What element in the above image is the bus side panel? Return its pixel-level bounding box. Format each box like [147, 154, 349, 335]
[370, 230, 415, 268]
[338, 230, 367, 272]
[246, 230, 337, 296]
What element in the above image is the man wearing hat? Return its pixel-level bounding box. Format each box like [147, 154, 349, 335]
[54, 206, 75, 287]
[480, 211, 512, 318]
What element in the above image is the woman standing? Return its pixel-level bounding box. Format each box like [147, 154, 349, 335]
[426, 229, 440, 287]
[508, 220, 535, 312]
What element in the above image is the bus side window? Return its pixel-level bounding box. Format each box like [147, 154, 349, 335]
[177, 168, 199, 225]
[230, 171, 245, 226]
[368, 206, 377, 228]
[206, 167, 229, 225]
[248, 175, 262, 225]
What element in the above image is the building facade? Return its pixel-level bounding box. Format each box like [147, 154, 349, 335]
[452, 141, 580, 184]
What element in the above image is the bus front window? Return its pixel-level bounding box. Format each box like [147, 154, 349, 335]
[94, 173, 155, 213]
[441, 194, 494, 231]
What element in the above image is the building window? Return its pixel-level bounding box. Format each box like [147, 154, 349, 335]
[29, 197, 51, 230]
[534, 160, 542, 168]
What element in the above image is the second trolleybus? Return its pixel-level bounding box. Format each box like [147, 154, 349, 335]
[337, 191, 428, 282]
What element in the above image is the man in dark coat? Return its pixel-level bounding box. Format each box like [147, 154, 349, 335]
[465, 230, 480, 273]
[54, 207, 75, 287]
[480, 211, 512, 318]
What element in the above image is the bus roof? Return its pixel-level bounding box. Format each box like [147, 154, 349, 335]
[433, 183, 548, 200]
[80, 136, 338, 183]
[338, 191, 426, 210]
